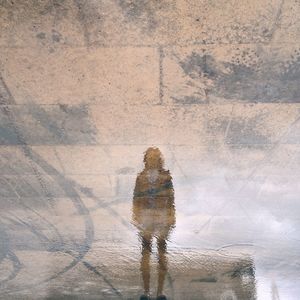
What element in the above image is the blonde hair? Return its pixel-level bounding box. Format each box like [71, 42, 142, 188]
[143, 147, 164, 170]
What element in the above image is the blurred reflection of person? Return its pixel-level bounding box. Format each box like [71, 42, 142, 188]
[132, 147, 176, 300]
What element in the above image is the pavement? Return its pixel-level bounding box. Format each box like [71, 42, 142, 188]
[0, 0, 300, 299]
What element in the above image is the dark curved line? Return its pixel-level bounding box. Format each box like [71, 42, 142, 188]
[0, 100, 126, 297]
[18, 149, 95, 281]
[82, 261, 123, 299]
[0, 149, 126, 298]
[18, 202, 65, 251]
[0, 217, 122, 299]
[0, 104, 95, 294]
[8, 213, 51, 246]
[1, 150, 130, 298]
[72, 180, 133, 230]
[64, 250, 123, 299]
[1, 177, 64, 247]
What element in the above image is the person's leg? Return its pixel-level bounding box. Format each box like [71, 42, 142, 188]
[157, 237, 168, 297]
[141, 233, 152, 296]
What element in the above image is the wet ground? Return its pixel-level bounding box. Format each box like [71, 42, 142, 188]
[1, 0, 300, 299]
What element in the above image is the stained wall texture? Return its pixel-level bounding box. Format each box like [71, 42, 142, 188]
[0, 0, 300, 299]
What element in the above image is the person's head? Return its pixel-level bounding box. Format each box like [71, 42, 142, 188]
[143, 147, 164, 170]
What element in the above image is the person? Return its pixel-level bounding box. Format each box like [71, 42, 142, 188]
[132, 147, 176, 300]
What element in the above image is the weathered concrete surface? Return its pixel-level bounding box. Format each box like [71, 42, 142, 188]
[164, 46, 300, 103]
[1, 0, 300, 299]
[0, 47, 159, 105]
[0, 0, 286, 46]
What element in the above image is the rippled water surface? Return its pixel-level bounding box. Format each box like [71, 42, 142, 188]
[0, 141, 299, 299]
[1, 0, 300, 299]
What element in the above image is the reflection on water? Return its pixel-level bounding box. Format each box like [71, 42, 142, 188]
[132, 147, 256, 300]
[133, 147, 176, 300]
[0, 145, 260, 299]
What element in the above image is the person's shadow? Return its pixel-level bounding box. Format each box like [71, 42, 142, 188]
[132, 147, 176, 300]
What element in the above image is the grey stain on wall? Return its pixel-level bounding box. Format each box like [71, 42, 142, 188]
[0, 104, 97, 145]
[179, 48, 300, 102]
[116, 0, 175, 33]
[206, 113, 271, 148]
[225, 118, 270, 146]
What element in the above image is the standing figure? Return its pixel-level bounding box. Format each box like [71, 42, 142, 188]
[132, 147, 176, 300]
